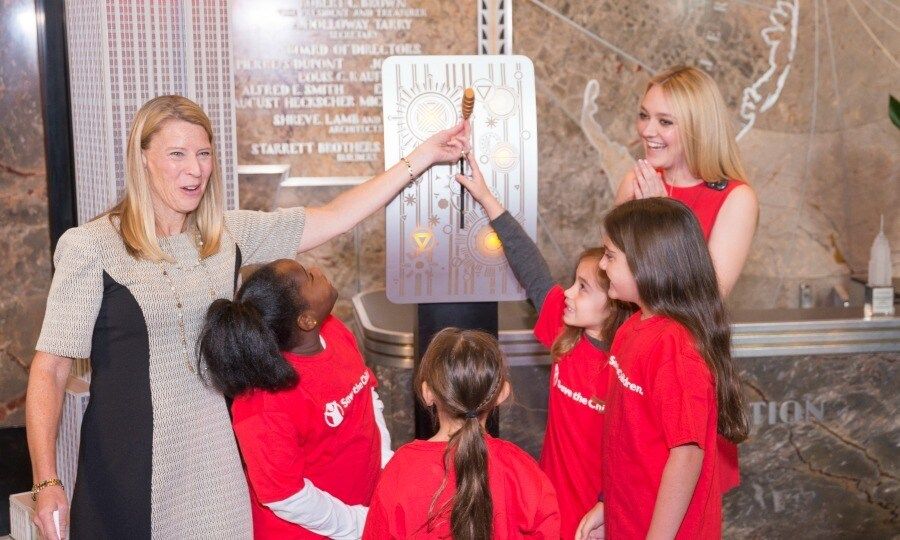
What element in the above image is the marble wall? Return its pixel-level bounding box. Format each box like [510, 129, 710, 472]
[513, 0, 899, 311]
[244, 0, 899, 313]
[725, 351, 897, 538]
[0, 0, 51, 428]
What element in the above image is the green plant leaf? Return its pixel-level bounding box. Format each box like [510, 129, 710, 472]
[891, 95, 900, 129]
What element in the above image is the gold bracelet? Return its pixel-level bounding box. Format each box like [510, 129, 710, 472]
[31, 478, 64, 501]
[400, 156, 414, 180]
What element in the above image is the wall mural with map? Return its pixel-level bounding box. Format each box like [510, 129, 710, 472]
[514, 0, 898, 310]
[233, 0, 898, 317]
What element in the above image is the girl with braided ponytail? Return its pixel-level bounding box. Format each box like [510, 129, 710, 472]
[363, 328, 560, 539]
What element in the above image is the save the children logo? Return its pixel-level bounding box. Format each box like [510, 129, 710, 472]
[608, 356, 643, 395]
[324, 401, 344, 427]
[552, 364, 605, 413]
[323, 370, 371, 428]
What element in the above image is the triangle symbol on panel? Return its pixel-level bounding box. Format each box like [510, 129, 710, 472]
[475, 85, 491, 99]
[413, 232, 433, 251]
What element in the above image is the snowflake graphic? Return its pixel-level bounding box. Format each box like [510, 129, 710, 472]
[485, 117, 498, 128]
[428, 215, 440, 227]
[404, 194, 416, 206]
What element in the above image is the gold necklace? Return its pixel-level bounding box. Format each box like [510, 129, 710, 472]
[158, 231, 218, 374]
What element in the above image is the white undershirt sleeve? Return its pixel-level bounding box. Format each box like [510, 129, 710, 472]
[265, 479, 367, 540]
[372, 388, 394, 467]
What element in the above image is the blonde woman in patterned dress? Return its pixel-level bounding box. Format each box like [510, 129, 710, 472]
[25, 95, 470, 539]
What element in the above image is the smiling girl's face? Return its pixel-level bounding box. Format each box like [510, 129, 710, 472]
[562, 256, 610, 339]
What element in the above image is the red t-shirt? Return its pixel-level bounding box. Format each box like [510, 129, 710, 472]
[533, 285, 609, 539]
[363, 435, 560, 539]
[231, 316, 382, 539]
[602, 312, 721, 539]
[667, 178, 744, 492]
[667, 178, 747, 241]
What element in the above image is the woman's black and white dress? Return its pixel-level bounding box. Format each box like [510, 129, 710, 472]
[36, 208, 306, 539]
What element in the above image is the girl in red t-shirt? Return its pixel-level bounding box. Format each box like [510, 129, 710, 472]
[577, 198, 750, 540]
[457, 156, 633, 539]
[363, 328, 560, 539]
[614, 65, 756, 492]
[199, 259, 392, 539]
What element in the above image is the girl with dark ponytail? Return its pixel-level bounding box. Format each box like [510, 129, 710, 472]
[199, 259, 393, 540]
[578, 198, 749, 540]
[363, 328, 560, 539]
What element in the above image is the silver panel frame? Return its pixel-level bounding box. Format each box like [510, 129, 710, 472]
[382, 55, 538, 304]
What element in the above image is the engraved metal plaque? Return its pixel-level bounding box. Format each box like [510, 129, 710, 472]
[383, 55, 538, 304]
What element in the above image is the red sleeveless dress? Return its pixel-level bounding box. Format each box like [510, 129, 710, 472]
[667, 177, 746, 493]
[667, 178, 747, 241]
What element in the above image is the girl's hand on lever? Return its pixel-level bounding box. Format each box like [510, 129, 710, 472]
[455, 154, 505, 220]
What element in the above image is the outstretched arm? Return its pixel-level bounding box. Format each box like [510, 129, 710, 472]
[298, 122, 470, 253]
[456, 156, 554, 309]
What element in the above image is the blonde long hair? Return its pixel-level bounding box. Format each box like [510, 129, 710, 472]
[647, 66, 748, 183]
[107, 95, 224, 261]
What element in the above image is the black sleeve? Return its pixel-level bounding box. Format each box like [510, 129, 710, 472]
[490, 211, 555, 311]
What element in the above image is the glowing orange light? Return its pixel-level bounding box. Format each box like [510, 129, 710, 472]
[483, 231, 502, 251]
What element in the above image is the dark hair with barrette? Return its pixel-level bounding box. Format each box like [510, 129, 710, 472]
[414, 328, 509, 540]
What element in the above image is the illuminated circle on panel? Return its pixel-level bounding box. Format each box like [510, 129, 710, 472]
[406, 92, 458, 142]
[486, 87, 517, 118]
[491, 142, 519, 172]
[522, 130, 531, 140]
[514, 71, 523, 80]
[479, 154, 489, 164]
[467, 219, 507, 267]
[483, 231, 503, 252]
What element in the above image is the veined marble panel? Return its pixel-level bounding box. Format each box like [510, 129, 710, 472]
[514, 0, 899, 310]
[0, 0, 52, 427]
